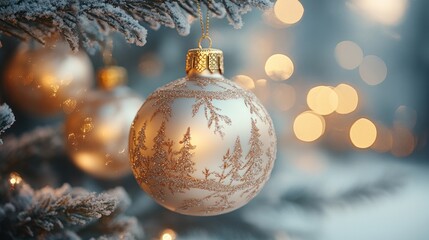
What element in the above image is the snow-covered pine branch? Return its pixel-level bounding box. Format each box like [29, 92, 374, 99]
[0, 125, 64, 175]
[0, 177, 143, 239]
[0, 104, 15, 144]
[0, 0, 273, 51]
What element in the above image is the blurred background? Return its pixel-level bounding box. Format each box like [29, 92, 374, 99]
[1, 0, 429, 239]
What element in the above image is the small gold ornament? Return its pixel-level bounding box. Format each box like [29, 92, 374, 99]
[129, 2, 276, 215]
[4, 41, 93, 116]
[65, 66, 144, 179]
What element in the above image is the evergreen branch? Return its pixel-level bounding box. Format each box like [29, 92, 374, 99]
[0, 0, 273, 51]
[0, 177, 142, 239]
[93, 217, 142, 240]
[78, 188, 144, 240]
[0, 125, 64, 175]
[280, 174, 403, 213]
[0, 104, 15, 145]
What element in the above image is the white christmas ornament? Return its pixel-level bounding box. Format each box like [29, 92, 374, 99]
[129, 47, 277, 216]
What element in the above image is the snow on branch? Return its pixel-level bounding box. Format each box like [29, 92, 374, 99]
[0, 104, 15, 144]
[0, 0, 273, 51]
[0, 125, 64, 175]
[0, 175, 143, 239]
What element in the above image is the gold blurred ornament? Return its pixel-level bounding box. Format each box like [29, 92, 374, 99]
[4, 41, 93, 116]
[65, 66, 144, 179]
[129, 2, 276, 216]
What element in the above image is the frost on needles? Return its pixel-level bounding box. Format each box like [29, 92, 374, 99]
[0, 179, 143, 239]
[0, 104, 15, 145]
[0, 0, 273, 51]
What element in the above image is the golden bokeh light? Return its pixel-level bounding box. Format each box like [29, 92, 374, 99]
[334, 84, 359, 114]
[274, 0, 304, 25]
[391, 124, 415, 157]
[307, 86, 339, 115]
[293, 111, 326, 142]
[9, 172, 22, 186]
[265, 54, 294, 81]
[271, 83, 296, 111]
[359, 55, 387, 85]
[160, 229, 177, 240]
[351, 0, 408, 26]
[350, 118, 377, 149]
[335, 41, 364, 70]
[233, 75, 255, 90]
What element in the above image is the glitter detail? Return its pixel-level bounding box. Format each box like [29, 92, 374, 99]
[186, 48, 223, 74]
[80, 117, 94, 134]
[146, 76, 269, 137]
[130, 120, 275, 214]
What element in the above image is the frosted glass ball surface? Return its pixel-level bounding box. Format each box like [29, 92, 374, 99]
[129, 75, 277, 216]
[65, 87, 143, 179]
[4, 42, 93, 116]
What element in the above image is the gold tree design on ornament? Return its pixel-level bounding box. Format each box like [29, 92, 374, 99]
[145, 76, 269, 137]
[130, 118, 274, 213]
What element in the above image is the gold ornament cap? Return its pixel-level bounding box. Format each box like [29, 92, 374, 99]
[186, 48, 224, 76]
[97, 66, 127, 90]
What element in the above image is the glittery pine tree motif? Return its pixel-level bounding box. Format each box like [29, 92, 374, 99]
[130, 117, 274, 214]
[129, 76, 276, 214]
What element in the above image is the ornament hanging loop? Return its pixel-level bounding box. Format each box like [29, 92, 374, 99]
[198, 35, 212, 49]
[196, 0, 211, 48]
[186, 0, 223, 76]
[99, 37, 127, 89]
[102, 38, 114, 66]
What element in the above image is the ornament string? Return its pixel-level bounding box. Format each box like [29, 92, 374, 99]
[196, 0, 212, 49]
[102, 38, 114, 66]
